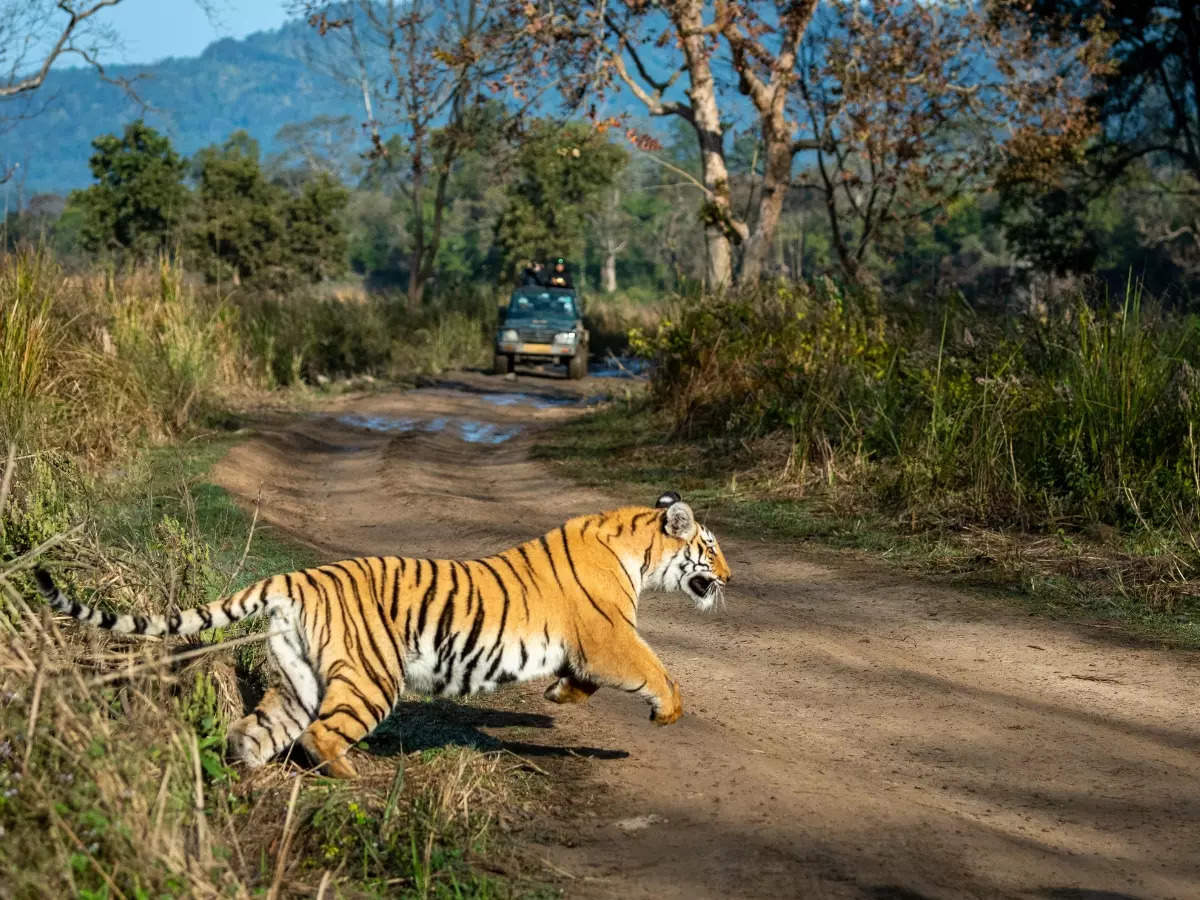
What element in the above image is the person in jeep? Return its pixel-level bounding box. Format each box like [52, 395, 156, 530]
[520, 260, 546, 286]
[547, 257, 573, 288]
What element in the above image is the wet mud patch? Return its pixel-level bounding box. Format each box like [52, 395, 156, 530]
[480, 392, 599, 409]
[334, 412, 525, 445]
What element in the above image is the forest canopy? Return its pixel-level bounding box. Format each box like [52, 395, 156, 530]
[1, 1, 1196, 305]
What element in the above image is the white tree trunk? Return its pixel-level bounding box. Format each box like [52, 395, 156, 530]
[602, 251, 617, 292]
[675, 2, 740, 289]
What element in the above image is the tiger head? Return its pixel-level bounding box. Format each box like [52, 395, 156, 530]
[650, 491, 732, 612]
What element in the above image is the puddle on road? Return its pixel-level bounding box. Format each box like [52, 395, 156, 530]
[337, 414, 420, 433]
[480, 392, 605, 409]
[331, 382, 616, 445]
[335, 413, 523, 445]
[480, 392, 576, 409]
[457, 420, 523, 444]
[590, 356, 649, 379]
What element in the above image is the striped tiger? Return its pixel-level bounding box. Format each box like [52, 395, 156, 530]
[34, 492, 731, 777]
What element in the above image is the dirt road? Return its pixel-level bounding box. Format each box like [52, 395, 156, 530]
[211, 371, 1200, 900]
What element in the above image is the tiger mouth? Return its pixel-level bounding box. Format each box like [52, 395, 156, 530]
[688, 575, 718, 597]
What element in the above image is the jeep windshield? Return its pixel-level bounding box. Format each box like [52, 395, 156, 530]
[504, 288, 578, 323]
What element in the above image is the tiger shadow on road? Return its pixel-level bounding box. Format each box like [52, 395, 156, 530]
[364, 698, 629, 760]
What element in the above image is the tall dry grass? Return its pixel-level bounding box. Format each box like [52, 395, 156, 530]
[584, 291, 665, 358]
[0, 250, 247, 464]
[0, 248, 548, 895]
[0, 252, 59, 446]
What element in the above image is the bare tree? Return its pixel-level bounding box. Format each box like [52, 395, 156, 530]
[515, 1, 822, 288]
[271, 115, 361, 184]
[296, 0, 533, 304]
[0, 1, 223, 183]
[589, 1, 744, 288]
[589, 186, 630, 292]
[792, 0, 1106, 284]
[717, 2, 820, 283]
[0, 0, 125, 100]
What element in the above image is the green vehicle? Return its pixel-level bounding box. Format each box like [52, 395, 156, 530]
[493, 286, 589, 379]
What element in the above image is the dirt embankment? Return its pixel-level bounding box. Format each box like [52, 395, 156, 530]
[212, 371, 1200, 900]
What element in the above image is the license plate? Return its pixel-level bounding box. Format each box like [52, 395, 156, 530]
[521, 343, 554, 354]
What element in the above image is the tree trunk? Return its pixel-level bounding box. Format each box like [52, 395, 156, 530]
[739, 119, 793, 283]
[412, 158, 453, 307]
[407, 218, 426, 305]
[407, 126, 426, 306]
[408, 248, 426, 305]
[675, 3, 740, 289]
[719, 0, 814, 285]
[602, 250, 617, 292]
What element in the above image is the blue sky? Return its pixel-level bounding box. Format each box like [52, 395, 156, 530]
[92, 0, 292, 64]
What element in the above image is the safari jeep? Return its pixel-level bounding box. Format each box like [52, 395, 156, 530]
[494, 286, 589, 379]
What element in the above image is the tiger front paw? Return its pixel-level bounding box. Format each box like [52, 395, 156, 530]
[651, 681, 683, 725]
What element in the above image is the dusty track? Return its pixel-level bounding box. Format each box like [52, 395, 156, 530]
[211, 371, 1200, 900]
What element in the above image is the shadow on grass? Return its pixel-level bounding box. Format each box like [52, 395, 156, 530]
[366, 698, 629, 760]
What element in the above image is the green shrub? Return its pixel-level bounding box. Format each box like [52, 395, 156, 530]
[638, 279, 1200, 532]
[241, 291, 494, 385]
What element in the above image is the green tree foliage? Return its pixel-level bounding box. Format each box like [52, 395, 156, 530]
[999, 2, 1200, 289]
[188, 131, 349, 288]
[282, 173, 351, 283]
[494, 120, 628, 275]
[189, 132, 284, 286]
[1021, 1, 1199, 183]
[71, 120, 188, 258]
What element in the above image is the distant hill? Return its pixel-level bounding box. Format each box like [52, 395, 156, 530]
[0, 13, 670, 199]
[1, 18, 361, 195]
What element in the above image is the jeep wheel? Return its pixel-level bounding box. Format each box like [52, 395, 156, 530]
[567, 352, 587, 380]
[493, 353, 513, 376]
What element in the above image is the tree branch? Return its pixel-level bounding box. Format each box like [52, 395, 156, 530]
[722, 26, 773, 113]
[605, 13, 670, 94]
[0, 0, 124, 98]
[606, 47, 692, 121]
[793, 137, 831, 154]
[637, 151, 711, 198]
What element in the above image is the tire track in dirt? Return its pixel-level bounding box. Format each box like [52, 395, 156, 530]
[211, 372, 1200, 900]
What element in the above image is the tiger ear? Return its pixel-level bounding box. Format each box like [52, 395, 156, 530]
[663, 501, 696, 539]
[655, 491, 682, 509]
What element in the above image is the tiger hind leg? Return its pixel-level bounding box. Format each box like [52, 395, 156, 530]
[229, 616, 322, 769]
[228, 685, 313, 768]
[544, 674, 599, 704]
[298, 675, 394, 779]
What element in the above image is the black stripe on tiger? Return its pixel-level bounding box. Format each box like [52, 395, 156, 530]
[557, 526, 613, 626]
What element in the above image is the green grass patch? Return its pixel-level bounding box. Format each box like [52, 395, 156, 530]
[100, 432, 320, 591]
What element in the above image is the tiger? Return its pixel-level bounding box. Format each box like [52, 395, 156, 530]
[34, 491, 731, 778]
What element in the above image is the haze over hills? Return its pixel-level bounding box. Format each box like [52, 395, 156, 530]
[1, 18, 361, 196]
[1, 10, 670, 200]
